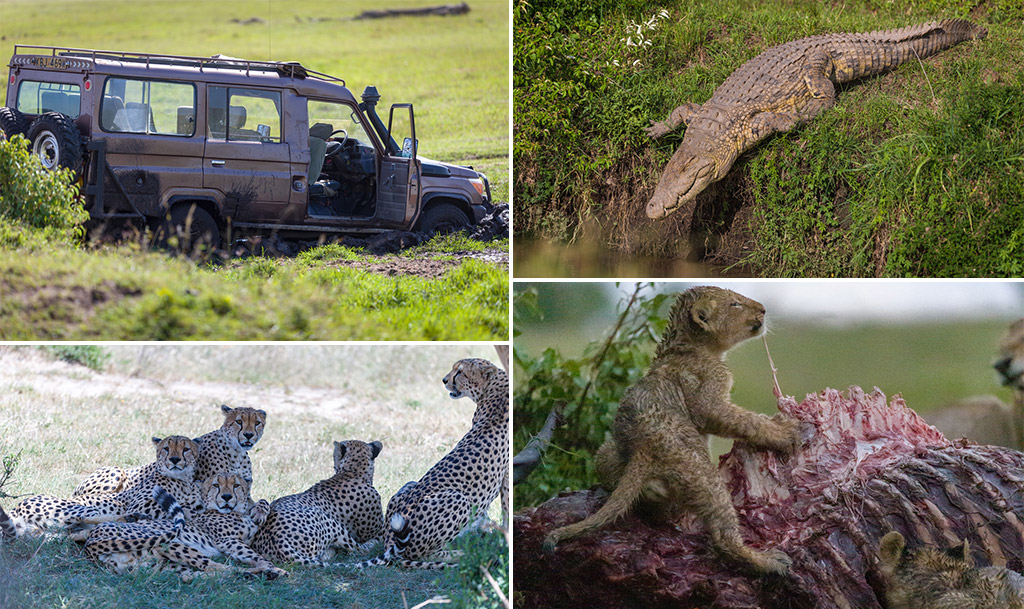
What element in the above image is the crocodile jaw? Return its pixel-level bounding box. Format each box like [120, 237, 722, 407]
[646, 150, 716, 219]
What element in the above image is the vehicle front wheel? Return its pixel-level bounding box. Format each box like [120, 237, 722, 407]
[417, 202, 471, 235]
[155, 204, 221, 254]
[27, 112, 83, 175]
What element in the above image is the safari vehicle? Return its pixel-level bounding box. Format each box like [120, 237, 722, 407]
[2, 45, 493, 248]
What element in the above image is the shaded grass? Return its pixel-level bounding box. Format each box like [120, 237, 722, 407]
[514, 0, 1024, 276]
[0, 344, 504, 608]
[0, 245, 508, 340]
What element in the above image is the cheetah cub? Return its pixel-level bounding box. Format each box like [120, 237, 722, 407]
[544, 286, 802, 575]
[878, 531, 1024, 609]
[250, 440, 384, 566]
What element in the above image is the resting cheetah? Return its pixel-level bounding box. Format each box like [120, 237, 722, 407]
[356, 358, 508, 569]
[74, 405, 265, 497]
[251, 440, 383, 566]
[0, 436, 202, 538]
[85, 473, 285, 580]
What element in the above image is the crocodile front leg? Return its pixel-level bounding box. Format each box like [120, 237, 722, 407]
[644, 102, 703, 139]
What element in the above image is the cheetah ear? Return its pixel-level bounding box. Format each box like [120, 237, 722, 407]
[369, 441, 383, 459]
[256, 409, 267, 418]
[151, 436, 163, 446]
[220, 404, 232, 414]
[878, 531, 906, 568]
[691, 297, 717, 332]
[334, 441, 347, 461]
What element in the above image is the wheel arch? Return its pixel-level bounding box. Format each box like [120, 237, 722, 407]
[417, 192, 474, 228]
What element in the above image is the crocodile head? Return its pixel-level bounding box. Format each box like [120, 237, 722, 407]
[646, 147, 717, 219]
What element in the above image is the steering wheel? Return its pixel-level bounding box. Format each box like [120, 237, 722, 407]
[328, 129, 349, 147]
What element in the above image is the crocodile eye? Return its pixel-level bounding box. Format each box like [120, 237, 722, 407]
[730, 301, 741, 308]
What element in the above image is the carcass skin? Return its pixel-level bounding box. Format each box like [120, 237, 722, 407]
[514, 387, 1024, 609]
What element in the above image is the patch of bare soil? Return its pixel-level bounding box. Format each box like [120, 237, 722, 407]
[328, 248, 508, 278]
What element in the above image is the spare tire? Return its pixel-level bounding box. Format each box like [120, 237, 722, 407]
[0, 107, 29, 140]
[27, 112, 83, 175]
[417, 202, 471, 235]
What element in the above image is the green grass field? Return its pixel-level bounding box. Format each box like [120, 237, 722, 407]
[514, 0, 1024, 277]
[0, 0, 509, 339]
[0, 344, 508, 609]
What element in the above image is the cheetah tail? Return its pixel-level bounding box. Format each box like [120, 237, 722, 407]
[542, 452, 653, 551]
[347, 556, 391, 569]
[0, 504, 15, 540]
[151, 485, 185, 531]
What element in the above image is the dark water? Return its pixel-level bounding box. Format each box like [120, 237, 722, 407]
[513, 238, 746, 278]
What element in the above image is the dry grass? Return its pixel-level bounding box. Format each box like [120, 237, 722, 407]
[0, 345, 500, 511]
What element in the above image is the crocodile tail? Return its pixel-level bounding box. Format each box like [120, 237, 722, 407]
[894, 18, 987, 61]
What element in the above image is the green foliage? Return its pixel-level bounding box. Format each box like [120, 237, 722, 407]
[513, 283, 669, 508]
[448, 527, 509, 609]
[41, 345, 110, 371]
[0, 135, 87, 244]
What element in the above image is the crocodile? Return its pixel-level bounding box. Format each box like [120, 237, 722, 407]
[644, 19, 987, 222]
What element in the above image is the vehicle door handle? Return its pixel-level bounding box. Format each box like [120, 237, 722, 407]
[210, 160, 225, 167]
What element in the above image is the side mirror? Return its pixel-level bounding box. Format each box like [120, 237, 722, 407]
[402, 137, 417, 158]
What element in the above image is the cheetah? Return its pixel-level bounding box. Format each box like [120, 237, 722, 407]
[356, 357, 508, 569]
[84, 473, 285, 580]
[251, 440, 383, 566]
[73, 405, 265, 497]
[0, 436, 202, 538]
[878, 530, 1024, 609]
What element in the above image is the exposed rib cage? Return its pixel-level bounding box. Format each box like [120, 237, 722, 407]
[514, 387, 1024, 609]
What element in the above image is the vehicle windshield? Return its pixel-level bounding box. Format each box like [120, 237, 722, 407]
[307, 100, 374, 147]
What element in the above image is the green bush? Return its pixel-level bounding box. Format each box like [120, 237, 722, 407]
[448, 526, 509, 609]
[42, 345, 110, 371]
[513, 284, 668, 508]
[0, 135, 87, 243]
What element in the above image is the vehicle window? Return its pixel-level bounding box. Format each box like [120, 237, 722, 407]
[100, 78, 195, 136]
[208, 86, 282, 143]
[16, 81, 81, 118]
[307, 100, 373, 146]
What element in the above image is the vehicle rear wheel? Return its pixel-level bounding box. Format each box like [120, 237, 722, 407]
[417, 202, 471, 235]
[155, 203, 221, 254]
[0, 107, 29, 140]
[27, 112, 83, 175]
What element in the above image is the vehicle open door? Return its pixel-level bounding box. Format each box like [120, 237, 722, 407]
[376, 103, 419, 225]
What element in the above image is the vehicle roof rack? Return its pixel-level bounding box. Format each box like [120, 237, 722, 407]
[12, 44, 345, 86]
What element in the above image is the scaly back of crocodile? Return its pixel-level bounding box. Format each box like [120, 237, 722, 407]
[711, 19, 987, 106]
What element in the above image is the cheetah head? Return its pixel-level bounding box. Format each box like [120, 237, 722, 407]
[443, 358, 499, 401]
[333, 439, 382, 481]
[219, 405, 266, 450]
[152, 436, 199, 481]
[201, 473, 250, 514]
[995, 319, 1024, 391]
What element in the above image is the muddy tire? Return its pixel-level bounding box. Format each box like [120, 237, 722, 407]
[0, 107, 29, 140]
[417, 202, 471, 235]
[155, 203, 221, 254]
[27, 112, 83, 175]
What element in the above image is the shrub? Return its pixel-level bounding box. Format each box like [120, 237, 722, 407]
[513, 283, 668, 508]
[448, 525, 509, 609]
[42, 345, 110, 371]
[0, 134, 87, 244]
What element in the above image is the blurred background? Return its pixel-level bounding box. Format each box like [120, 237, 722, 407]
[513, 281, 1024, 507]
